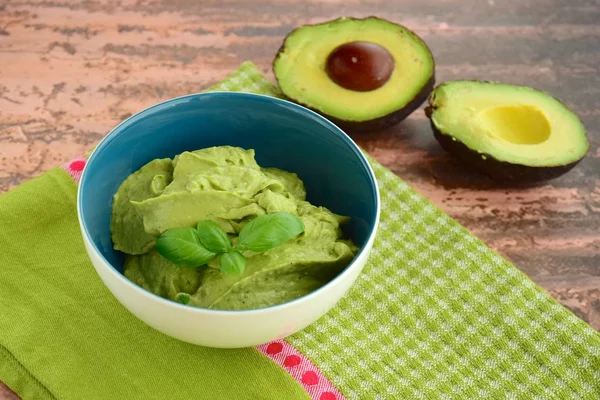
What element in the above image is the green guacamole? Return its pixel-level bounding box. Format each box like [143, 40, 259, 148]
[110, 146, 358, 310]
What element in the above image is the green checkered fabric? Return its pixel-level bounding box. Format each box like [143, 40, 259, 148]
[208, 62, 284, 98]
[212, 62, 600, 399]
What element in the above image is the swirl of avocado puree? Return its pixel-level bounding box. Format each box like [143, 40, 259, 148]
[110, 146, 358, 311]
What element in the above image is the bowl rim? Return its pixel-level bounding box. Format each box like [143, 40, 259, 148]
[77, 91, 381, 315]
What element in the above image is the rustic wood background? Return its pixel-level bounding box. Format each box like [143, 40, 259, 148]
[1, 0, 599, 397]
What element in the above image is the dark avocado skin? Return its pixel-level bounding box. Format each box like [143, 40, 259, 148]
[273, 16, 436, 133]
[424, 105, 584, 184]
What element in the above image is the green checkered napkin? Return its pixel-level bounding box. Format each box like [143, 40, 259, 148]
[0, 61, 599, 400]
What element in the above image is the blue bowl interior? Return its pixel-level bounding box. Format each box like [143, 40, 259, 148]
[79, 92, 378, 274]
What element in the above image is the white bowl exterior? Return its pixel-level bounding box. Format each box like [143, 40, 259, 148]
[82, 228, 377, 348]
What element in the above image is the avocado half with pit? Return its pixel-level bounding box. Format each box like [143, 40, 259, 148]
[273, 17, 435, 132]
[426, 81, 589, 183]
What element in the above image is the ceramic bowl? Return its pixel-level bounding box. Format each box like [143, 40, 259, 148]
[77, 92, 380, 348]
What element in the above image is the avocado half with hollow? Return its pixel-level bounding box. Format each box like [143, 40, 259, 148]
[425, 81, 589, 183]
[273, 17, 435, 132]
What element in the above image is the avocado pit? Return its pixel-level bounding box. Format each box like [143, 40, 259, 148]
[325, 41, 395, 92]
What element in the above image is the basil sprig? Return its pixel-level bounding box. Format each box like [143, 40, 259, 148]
[237, 212, 305, 252]
[155, 227, 216, 267]
[195, 220, 232, 253]
[220, 251, 246, 275]
[155, 212, 304, 275]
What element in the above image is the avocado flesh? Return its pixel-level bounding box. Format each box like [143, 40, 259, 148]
[427, 81, 588, 181]
[273, 17, 435, 129]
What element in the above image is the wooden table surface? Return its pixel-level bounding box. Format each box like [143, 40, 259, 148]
[1, 0, 599, 397]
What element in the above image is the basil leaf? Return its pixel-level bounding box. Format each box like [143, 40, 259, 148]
[196, 220, 232, 253]
[175, 293, 191, 305]
[156, 227, 216, 267]
[220, 251, 246, 275]
[237, 212, 304, 252]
